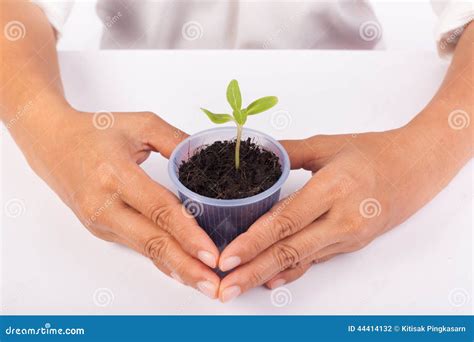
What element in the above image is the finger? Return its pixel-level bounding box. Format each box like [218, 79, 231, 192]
[265, 247, 341, 289]
[94, 205, 178, 282]
[150, 259, 187, 285]
[299, 243, 344, 265]
[311, 253, 339, 265]
[135, 112, 189, 158]
[111, 206, 220, 299]
[265, 263, 311, 289]
[279, 139, 316, 170]
[218, 219, 339, 302]
[119, 163, 219, 268]
[280, 136, 346, 170]
[219, 172, 337, 272]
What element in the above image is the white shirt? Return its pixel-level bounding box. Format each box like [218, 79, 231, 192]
[32, 0, 473, 56]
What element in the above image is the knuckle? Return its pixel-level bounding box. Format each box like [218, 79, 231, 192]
[304, 135, 324, 152]
[73, 191, 119, 229]
[138, 112, 159, 131]
[148, 204, 173, 228]
[347, 239, 369, 252]
[341, 215, 365, 236]
[340, 216, 373, 250]
[144, 235, 170, 263]
[273, 243, 301, 270]
[74, 194, 101, 225]
[140, 111, 157, 121]
[77, 202, 96, 224]
[247, 267, 266, 287]
[331, 172, 356, 199]
[96, 162, 119, 189]
[307, 233, 325, 251]
[356, 224, 373, 240]
[87, 225, 115, 242]
[273, 212, 301, 241]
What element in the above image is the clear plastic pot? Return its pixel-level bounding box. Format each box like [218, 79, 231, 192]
[168, 127, 290, 251]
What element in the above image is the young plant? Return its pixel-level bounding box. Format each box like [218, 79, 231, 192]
[200, 79, 278, 169]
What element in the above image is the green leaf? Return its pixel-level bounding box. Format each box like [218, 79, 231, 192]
[226, 79, 242, 112]
[246, 96, 278, 115]
[200, 108, 234, 124]
[232, 109, 247, 125]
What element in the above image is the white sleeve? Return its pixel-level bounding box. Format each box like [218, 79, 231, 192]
[432, 0, 474, 58]
[30, 0, 74, 38]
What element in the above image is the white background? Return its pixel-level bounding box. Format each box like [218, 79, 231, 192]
[1, 50, 472, 315]
[58, 0, 439, 52]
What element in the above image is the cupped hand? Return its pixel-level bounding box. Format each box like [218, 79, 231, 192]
[28, 109, 220, 299]
[217, 124, 457, 302]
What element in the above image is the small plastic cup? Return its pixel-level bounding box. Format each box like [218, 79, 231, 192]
[168, 127, 290, 251]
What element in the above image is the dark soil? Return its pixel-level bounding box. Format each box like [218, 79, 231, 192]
[178, 138, 282, 199]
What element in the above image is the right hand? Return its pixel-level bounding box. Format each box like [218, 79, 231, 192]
[23, 108, 221, 299]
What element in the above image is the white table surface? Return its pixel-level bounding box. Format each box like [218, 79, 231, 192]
[1, 51, 472, 315]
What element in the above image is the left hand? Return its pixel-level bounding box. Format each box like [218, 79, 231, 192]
[216, 124, 465, 302]
[216, 21, 474, 302]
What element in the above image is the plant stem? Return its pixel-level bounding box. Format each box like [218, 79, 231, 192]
[235, 124, 243, 169]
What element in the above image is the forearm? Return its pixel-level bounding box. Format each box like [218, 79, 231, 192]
[408, 22, 473, 163]
[1, 2, 73, 145]
[389, 23, 473, 222]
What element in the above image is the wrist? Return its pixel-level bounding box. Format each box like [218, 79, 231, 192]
[407, 103, 473, 161]
[6, 91, 74, 130]
[5, 94, 80, 159]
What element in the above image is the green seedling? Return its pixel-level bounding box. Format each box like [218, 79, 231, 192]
[201, 79, 278, 169]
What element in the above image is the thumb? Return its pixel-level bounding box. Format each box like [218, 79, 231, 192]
[136, 112, 189, 159]
[280, 135, 345, 171]
[279, 139, 316, 170]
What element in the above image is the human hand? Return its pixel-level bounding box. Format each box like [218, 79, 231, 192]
[0, 1, 219, 299]
[26, 109, 221, 298]
[217, 122, 469, 302]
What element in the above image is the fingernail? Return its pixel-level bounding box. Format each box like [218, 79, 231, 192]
[221, 286, 241, 303]
[171, 272, 184, 284]
[270, 278, 286, 289]
[198, 250, 217, 268]
[197, 281, 217, 299]
[220, 256, 241, 272]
